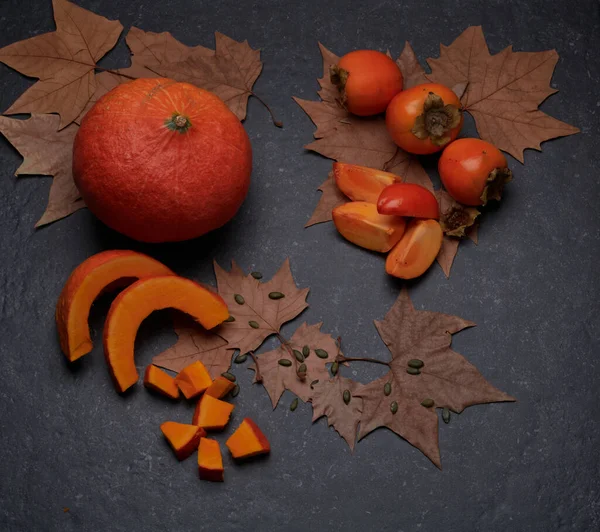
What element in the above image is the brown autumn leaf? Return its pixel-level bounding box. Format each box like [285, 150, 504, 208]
[396, 42, 428, 89]
[305, 172, 348, 227]
[427, 26, 579, 162]
[0, 114, 83, 226]
[0, 0, 122, 129]
[354, 288, 515, 468]
[152, 316, 231, 377]
[295, 44, 433, 226]
[311, 376, 363, 451]
[151, 32, 262, 121]
[214, 259, 309, 355]
[250, 323, 339, 408]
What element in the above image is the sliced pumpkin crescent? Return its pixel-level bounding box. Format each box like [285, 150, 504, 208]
[104, 276, 229, 393]
[56, 250, 175, 362]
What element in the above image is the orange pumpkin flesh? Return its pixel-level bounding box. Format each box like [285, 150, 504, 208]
[144, 365, 180, 399]
[175, 361, 214, 400]
[204, 376, 236, 399]
[55, 250, 174, 362]
[385, 219, 443, 279]
[104, 277, 228, 393]
[198, 438, 224, 482]
[160, 421, 206, 461]
[73, 78, 252, 243]
[192, 393, 234, 431]
[226, 418, 271, 459]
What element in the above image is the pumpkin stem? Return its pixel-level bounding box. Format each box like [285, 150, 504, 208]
[411, 92, 461, 147]
[165, 113, 192, 134]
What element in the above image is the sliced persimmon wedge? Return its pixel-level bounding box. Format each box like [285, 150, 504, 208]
[56, 250, 174, 362]
[333, 162, 397, 203]
[104, 276, 229, 393]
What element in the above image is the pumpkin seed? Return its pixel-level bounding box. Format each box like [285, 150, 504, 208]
[297, 363, 307, 378]
[224, 315, 235, 322]
[406, 367, 421, 376]
[230, 384, 240, 397]
[268, 292, 285, 300]
[290, 398, 299, 411]
[234, 294, 245, 305]
[343, 390, 351, 405]
[249, 320, 260, 329]
[408, 359, 424, 369]
[234, 353, 247, 364]
[310, 379, 319, 389]
[315, 349, 329, 359]
[442, 408, 451, 424]
[251, 271, 263, 279]
[390, 401, 398, 414]
[293, 349, 305, 362]
[278, 359, 292, 367]
[421, 398, 434, 408]
[221, 372, 236, 382]
[384, 382, 392, 396]
[331, 361, 339, 376]
[302, 345, 310, 357]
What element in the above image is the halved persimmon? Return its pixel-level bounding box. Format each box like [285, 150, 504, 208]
[385, 219, 443, 279]
[333, 162, 397, 203]
[104, 276, 228, 393]
[377, 183, 439, 219]
[56, 250, 174, 362]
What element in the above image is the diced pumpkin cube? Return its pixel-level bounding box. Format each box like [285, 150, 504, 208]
[174, 361, 212, 399]
[226, 418, 270, 459]
[204, 376, 236, 399]
[144, 365, 179, 399]
[198, 438, 224, 482]
[192, 394, 234, 431]
[160, 421, 205, 461]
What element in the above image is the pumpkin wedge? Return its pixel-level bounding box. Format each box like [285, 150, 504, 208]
[204, 376, 236, 399]
[226, 418, 270, 459]
[104, 276, 228, 393]
[198, 438, 224, 482]
[56, 250, 174, 362]
[161, 421, 205, 461]
[144, 365, 179, 399]
[192, 393, 234, 431]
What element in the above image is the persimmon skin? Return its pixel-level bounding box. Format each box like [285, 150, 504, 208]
[377, 183, 440, 220]
[439, 138, 509, 206]
[386, 83, 462, 155]
[335, 50, 403, 116]
[385, 219, 443, 279]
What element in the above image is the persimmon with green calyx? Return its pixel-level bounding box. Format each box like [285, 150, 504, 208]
[192, 394, 234, 431]
[198, 438, 224, 482]
[386, 219, 443, 279]
[330, 50, 403, 116]
[73, 78, 252, 243]
[103, 276, 228, 393]
[144, 365, 179, 399]
[333, 162, 397, 203]
[161, 421, 206, 461]
[226, 418, 271, 460]
[377, 183, 440, 220]
[56, 250, 175, 362]
[439, 138, 513, 206]
[333, 202, 407, 253]
[386, 83, 462, 155]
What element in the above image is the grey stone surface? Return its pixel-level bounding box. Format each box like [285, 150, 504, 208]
[0, 0, 598, 530]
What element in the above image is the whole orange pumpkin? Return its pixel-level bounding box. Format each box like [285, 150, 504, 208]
[73, 78, 252, 243]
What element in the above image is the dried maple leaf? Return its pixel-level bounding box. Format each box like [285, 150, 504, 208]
[312, 376, 363, 451]
[396, 42, 428, 89]
[151, 32, 262, 121]
[305, 172, 348, 227]
[214, 259, 309, 355]
[354, 289, 515, 468]
[152, 316, 231, 377]
[250, 323, 339, 408]
[427, 26, 579, 162]
[0, 0, 122, 129]
[0, 114, 83, 226]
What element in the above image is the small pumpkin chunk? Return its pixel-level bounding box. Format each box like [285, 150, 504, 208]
[160, 421, 205, 461]
[192, 394, 234, 431]
[198, 438, 224, 482]
[226, 418, 271, 459]
[204, 376, 236, 399]
[175, 361, 213, 400]
[144, 365, 179, 399]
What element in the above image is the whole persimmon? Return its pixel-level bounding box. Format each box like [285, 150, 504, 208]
[438, 138, 512, 206]
[330, 50, 403, 116]
[386, 83, 462, 155]
[73, 78, 252, 243]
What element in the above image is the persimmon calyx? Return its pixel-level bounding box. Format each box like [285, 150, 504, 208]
[411, 92, 462, 146]
[440, 205, 480, 238]
[481, 167, 513, 205]
[329, 65, 349, 103]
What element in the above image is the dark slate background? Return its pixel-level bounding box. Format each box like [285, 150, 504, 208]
[0, 0, 598, 530]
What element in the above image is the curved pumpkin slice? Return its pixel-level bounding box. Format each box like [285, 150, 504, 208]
[104, 276, 229, 393]
[56, 250, 174, 362]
